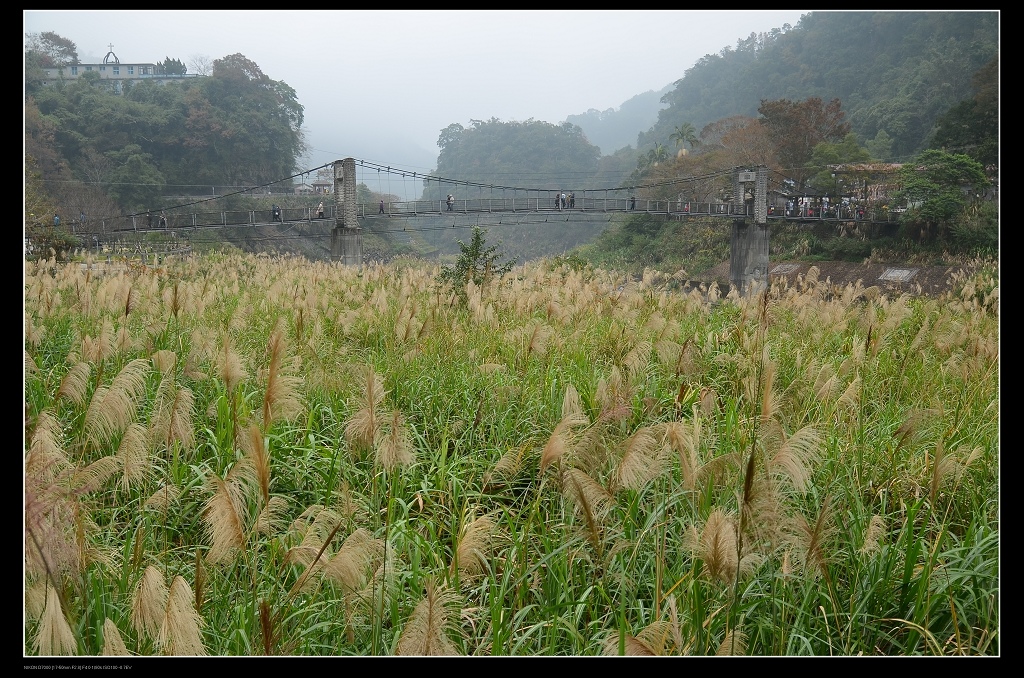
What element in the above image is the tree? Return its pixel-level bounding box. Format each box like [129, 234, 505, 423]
[807, 132, 871, 196]
[670, 123, 699, 155]
[104, 144, 166, 213]
[891, 149, 989, 242]
[758, 97, 851, 190]
[865, 130, 893, 162]
[437, 226, 517, 302]
[25, 31, 79, 67]
[188, 54, 213, 77]
[929, 56, 998, 167]
[157, 57, 187, 75]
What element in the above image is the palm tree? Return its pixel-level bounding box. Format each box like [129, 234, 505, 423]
[647, 143, 669, 166]
[671, 123, 700, 156]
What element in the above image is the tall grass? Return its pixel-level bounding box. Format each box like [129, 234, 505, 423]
[24, 252, 998, 656]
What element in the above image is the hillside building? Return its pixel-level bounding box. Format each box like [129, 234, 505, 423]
[36, 45, 202, 93]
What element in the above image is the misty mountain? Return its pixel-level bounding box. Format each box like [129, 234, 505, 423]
[564, 84, 672, 155]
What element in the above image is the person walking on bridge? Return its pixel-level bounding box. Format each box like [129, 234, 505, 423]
[379, 200, 385, 214]
[447, 194, 454, 211]
[316, 201, 325, 219]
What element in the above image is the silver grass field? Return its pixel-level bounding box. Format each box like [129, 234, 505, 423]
[23, 250, 999, 656]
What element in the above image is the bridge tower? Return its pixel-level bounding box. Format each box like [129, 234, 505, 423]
[728, 165, 770, 295]
[330, 158, 362, 264]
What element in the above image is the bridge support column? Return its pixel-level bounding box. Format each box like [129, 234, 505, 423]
[729, 219, 769, 295]
[330, 157, 362, 265]
[728, 165, 770, 295]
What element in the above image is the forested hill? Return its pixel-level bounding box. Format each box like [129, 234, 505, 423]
[635, 10, 998, 162]
[564, 85, 671, 155]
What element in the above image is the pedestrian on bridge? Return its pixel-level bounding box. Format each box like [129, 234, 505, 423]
[630, 195, 636, 210]
[317, 201, 325, 219]
[272, 204, 281, 222]
[447, 194, 454, 211]
[379, 200, 385, 214]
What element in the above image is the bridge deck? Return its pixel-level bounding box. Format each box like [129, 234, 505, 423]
[84, 197, 901, 236]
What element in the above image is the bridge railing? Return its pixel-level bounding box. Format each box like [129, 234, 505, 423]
[92, 198, 903, 235]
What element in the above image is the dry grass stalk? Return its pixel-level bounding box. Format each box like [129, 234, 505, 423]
[483, 444, 531, 488]
[131, 565, 168, 641]
[285, 505, 344, 570]
[453, 514, 500, 578]
[254, 496, 290, 537]
[539, 420, 572, 476]
[116, 422, 151, 492]
[101, 618, 131, 656]
[696, 508, 739, 585]
[612, 425, 671, 493]
[394, 577, 463, 656]
[217, 333, 248, 393]
[144, 484, 180, 512]
[159, 576, 207, 655]
[345, 365, 387, 453]
[376, 410, 415, 472]
[84, 358, 150, 449]
[765, 424, 822, 494]
[27, 410, 70, 479]
[929, 434, 956, 505]
[595, 366, 635, 424]
[561, 466, 613, 552]
[33, 582, 77, 655]
[260, 321, 305, 429]
[72, 455, 121, 494]
[322, 528, 385, 593]
[790, 494, 835, 584]
[716, 628, 747, 655]
[239, 423, 271, 505]
[56, 362, 91, 408]
[602, 633, 658, 655]
[151, 369, 196, 453]
[859, 515, 886, 555]
[202, 475, 249, 565]
[663, 420, 700, 491]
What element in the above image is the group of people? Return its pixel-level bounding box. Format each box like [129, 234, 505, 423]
[783, 197, 870, 219]
[145, 211, 168, 228]
[555, 192, 576, 210]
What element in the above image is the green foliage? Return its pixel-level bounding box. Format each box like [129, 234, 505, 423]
[808, 133, 873, 195]
[25, 50, 305, 216]
[436, 226, 518, 300]
[157, 57, 187, 76]
[428, 118, 603, 199]
[639, 12, 997, 164]
[104, 144, 166, 212]
[892, 149, 989, 237]
[950, 200, 999, 255]
[929, 56, 998, 166]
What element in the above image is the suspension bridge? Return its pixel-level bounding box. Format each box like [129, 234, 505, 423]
[61, 158, 901, 292]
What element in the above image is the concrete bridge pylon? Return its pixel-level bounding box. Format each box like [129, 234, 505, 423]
[728, 165, 770, 295]
[330, 157, 362, 264]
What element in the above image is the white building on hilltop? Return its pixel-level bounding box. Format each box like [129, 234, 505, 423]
[37, 45, 202, 93]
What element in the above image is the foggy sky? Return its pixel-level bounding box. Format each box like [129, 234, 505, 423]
[25, 9, 810, 198]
